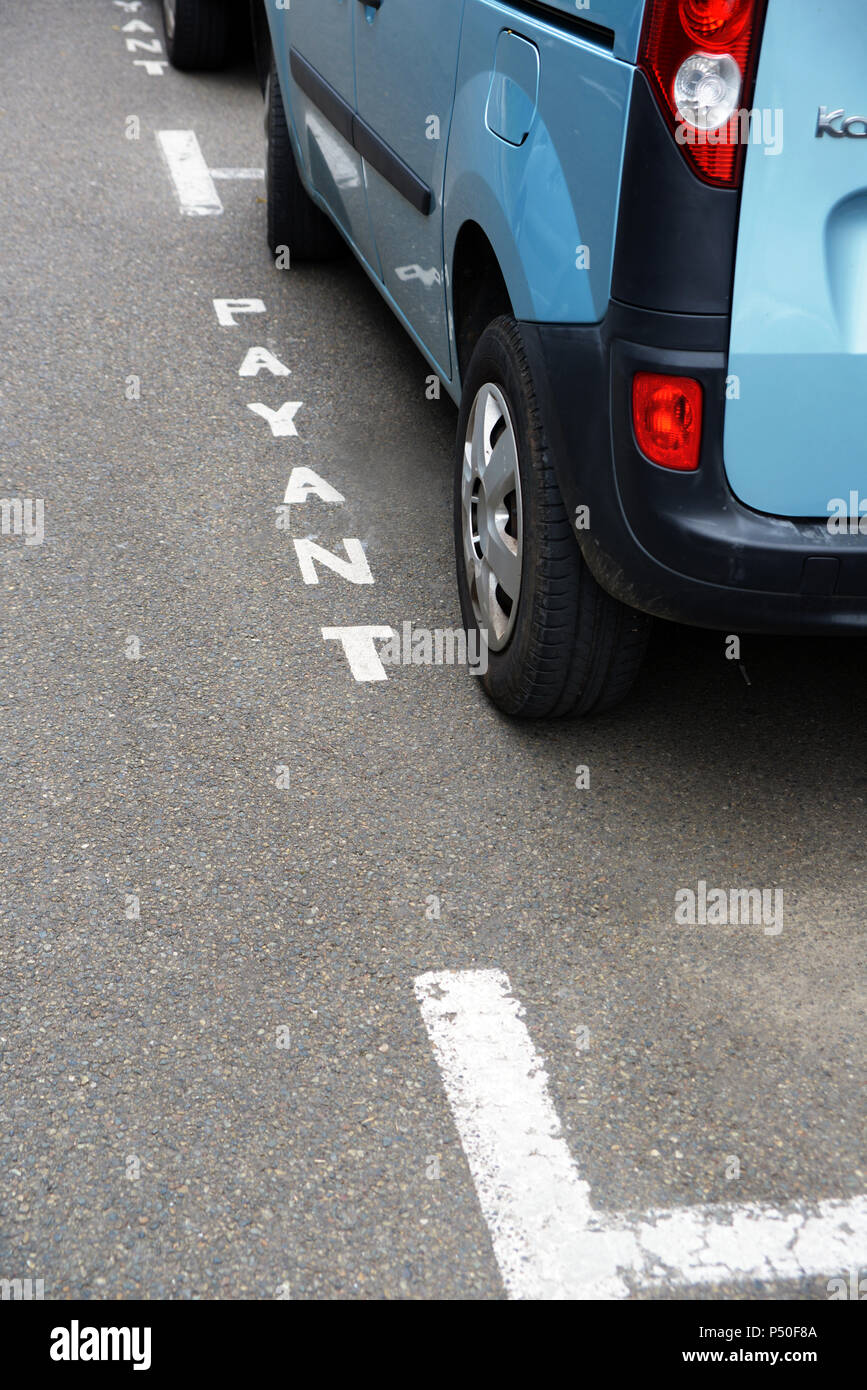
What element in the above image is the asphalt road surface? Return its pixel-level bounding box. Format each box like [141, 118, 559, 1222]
[0, 0, 865, 1301]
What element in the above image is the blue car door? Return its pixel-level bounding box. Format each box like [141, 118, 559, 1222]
[271, 0, 378, 271]
[353, 1, 465, 374]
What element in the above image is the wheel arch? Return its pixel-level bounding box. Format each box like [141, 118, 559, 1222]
[450, 219, 516, 391]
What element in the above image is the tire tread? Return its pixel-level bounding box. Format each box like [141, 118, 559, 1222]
[163, 0, 231, 71]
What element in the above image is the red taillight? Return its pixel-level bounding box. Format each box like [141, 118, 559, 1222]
[680, 0, 750, 46]
[633, 373, 703, 472]
[639, 0, 766, 187]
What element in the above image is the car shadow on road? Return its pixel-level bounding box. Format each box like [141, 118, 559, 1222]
[520, 618, 867, 921]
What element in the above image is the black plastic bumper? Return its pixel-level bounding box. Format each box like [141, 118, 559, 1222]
[520, 302, 867, 635]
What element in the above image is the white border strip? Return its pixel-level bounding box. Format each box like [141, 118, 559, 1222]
[414, 969, 867, 1300]
[210, 167, 265, 180]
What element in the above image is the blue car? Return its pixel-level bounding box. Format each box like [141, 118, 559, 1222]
[260, 0, 867, 717]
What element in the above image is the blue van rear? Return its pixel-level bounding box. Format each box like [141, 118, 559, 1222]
[726, 0, 867, 520]
[260, 0, 867, 715]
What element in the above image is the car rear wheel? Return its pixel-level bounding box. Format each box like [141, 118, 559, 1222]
[161, 0, 231, 71]
[454, 315, 651, 717]
[265, 58, 345, 262]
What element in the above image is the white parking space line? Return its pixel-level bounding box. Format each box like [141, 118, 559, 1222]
[157, 131, 222, 215]
[210, 167, 265, 180]
[156, 136, 262, 215]
[415, 969, 867, 1300]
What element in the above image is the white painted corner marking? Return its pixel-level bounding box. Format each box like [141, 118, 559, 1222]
[157, 134, 262, 215]
[414, 968, 867, 1300]
[157, 131, 222, 215]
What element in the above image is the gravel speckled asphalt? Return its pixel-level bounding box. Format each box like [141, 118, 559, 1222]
[0, 0, 864, 1300]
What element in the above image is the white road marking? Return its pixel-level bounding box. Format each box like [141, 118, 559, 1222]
[321, 627, 396, 682]
[210, 168, 265, 180]
[212, 299, 266, 327]
[294, 539, 373, 586]
[247, 401, 303, 437]
[414, 968, 867, 1300]
[283, 468, 344, 504]
[157, 135, 262, 214]
[157, 131, 222, 215]
[238, 346, 290, 378]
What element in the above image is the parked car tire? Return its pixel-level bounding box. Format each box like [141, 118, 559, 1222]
[161, 0, 231, 71]
[454, 316, 651, 718]
[265, 58, 345, 262]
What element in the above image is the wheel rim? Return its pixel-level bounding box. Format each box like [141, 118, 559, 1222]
[460, 382, 523, 652]
[163, 0, 176, 40]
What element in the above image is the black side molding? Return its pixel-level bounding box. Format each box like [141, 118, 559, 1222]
[290, 47, 352, 144]
[352, 119, 433, 218]
[289, 48, 434, 217]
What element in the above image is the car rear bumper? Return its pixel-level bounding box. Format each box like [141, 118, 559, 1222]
[520, 302, 867, 636]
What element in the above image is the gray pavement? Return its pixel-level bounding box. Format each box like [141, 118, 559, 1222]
[0, 0, 864, 1300]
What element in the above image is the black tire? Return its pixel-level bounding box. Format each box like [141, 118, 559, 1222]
[454, 316, 651, 718]
[161, 0, 231, 72]
[265, 58, 345, 262]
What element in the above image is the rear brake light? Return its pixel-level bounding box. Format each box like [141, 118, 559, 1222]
[680, 0, 750, 46]
[639, 0, 767, 187]
[633, 373, 703, 472]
